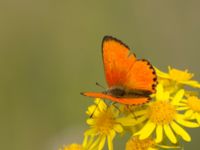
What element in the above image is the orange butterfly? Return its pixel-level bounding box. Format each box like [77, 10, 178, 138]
[82, 36, 157, 105]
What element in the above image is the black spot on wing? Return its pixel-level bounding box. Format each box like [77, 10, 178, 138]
[138, 59, 158, 92]
[128, 97, 152, 106]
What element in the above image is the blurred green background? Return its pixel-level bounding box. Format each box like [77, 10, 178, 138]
[0, 0, 200, 150]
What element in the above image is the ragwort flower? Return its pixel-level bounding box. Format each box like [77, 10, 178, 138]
[177, 96, 200, 124]
[126, 136, 157, 150]
[125, 136, 181, 150]
[135, 84, 199, 144]
[155, 66, 200, 89]
[83, 98, 124, 150]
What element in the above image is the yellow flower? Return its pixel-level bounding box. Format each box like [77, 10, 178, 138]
[135, 84, 199, 144]
[126, 136, 157, 150]
[155, 66, 200, 88]
[125, 136, 181, 150]
[83, 98, 123, 150]
[177, 96, 200, 124]
[59, 143, 83, 150]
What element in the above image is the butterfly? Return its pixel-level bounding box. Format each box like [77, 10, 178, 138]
[82, 36, 157, 105]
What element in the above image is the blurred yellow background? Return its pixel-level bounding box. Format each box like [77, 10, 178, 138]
[0, 0, 200, 150]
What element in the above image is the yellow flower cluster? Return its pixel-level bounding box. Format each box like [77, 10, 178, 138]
[59, 67, 200, 150]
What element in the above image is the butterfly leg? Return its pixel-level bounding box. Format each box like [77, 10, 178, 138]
[90, 100, 101, 118]
[110, 101, 121, 112]
[126, 105, 139, 120]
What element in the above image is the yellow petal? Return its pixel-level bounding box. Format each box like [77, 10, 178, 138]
[98, 136, 106, 150]
[157, 144, 181, 149]
[163, 92, 170, 101]
[175, 115, 199, 128]
[108, 130, 115, 150]
[154, 67, 170, 78]
[155, 125, 163, 143]
[176, 106, 189, 111]
[135, 121, 156, 139]
[135, 115, 149, 125]
[156, 84, 164, 101]
[148, 148, 157, 150]
[117, 115, 147, 126]
[113, 124, 123, 133]
[134, 110, 147, 116]
[84, 128, 96, 136]
[180, 80, 200, 88]
[184, 110, 194, 118]
[82, 135, 88, 148]
[84, 135, 95, 149]
[98, 99, 107, 112]
[117, 117, 136, 126]
[195, 113, 200, 124]
[89, 136, 101, 150]
[86, 118, 95, 125]
[171, 89, 185, 105]
[191, 113, 196, 119]
[86, 105, 97, 115]
[176, 102, 187, 106]
[163, 124, 177, 143]
[95, 98, 101, 104]
[170, 121, 191, 142]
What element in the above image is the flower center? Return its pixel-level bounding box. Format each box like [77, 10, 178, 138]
[187, 96, 200, 112]
[95, 110, 115, 135]
[169, 69, 193, 81]
[126, 136, 155, 150]
[148, 101, 176, 124]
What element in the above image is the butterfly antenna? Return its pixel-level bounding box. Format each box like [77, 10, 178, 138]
[96, 82, 105, 89]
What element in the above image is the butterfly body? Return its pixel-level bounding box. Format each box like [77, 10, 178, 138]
[103, 86, 152, 98]
[82, 36, 157, 105]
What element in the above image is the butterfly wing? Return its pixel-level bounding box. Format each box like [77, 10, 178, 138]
[82, 92, 150, 105]
[102, 36, 157, 93]
[124, 59, 157, 93]
[82, 36, 157, 105]
[102, 36, 136, 87]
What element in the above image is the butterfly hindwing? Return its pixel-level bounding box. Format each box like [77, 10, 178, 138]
[124, 59, 157, 93]
[82, 92, 150, 105]
[102, 36, 136, 87]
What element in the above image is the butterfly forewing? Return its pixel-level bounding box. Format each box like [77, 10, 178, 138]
[102, 36, 136, 87]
